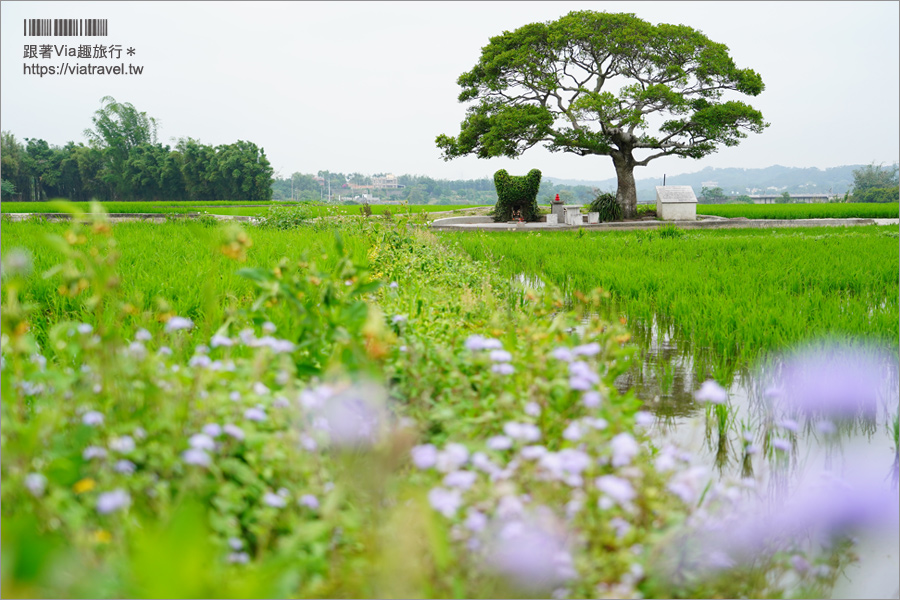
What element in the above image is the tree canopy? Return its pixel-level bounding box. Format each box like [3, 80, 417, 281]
[1, 98, 273, 202]
[436, 11, 768, 217]
[850, 162, 899, 202]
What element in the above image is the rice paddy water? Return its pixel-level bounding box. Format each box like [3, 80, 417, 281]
[450, 226, 900, 598]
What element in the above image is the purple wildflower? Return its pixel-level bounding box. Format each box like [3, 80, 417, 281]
[320, 384, 386, 448]
[96, 489, 131, 514]
[667, 466, 709, 505]
[82, 411, 104, 426]
[489, 350, 512, 363]
[635, 411, 655, 428]
[182, 448, 211, 467]
[487, 435, 513, 450]
[610, 432, 640, 467]
[263, 492, 287, 508]
[210, 334, 234, 348]
[573, 342, 600, 357]
[109, 436, 135, 453]
[582, 390, 602, 408]
[551, 347, 574, 362]
[497, 495, 525, 519]
[411, 444, 438, 469]
[485, 517, 575, 591]
[428, 486, 462, 518]
[520, 445, 548, 460]
[776, 418, 799, 432]
[568, 361, 599, 390]
[471, 452, 501, 475]
[771, 437, 792, 452]
[189, 355, 211, 369]
[492, 363, 515, 375]
[465, 509, 488, 532]
[114, 459, 136, 474]
[189, 433, 216, 451]
[164, 316, 194, 332]
[595, 475, 636, 508]
[774, 345, 887, 419]
[436, 443, 469, 472]
[791, 554, 811, 574]
[202, 423, 223, 437]
[817, 420, 837, 435]
[503, 422, 541, 442]
[695, 380, 728, 404]
[25, 473, 47, 497]
[567, 419, 590, 440]
[465, 335, 502, 351]
[299, 494, 319, 510]
[228, 537, 244, 550]
[223, 423, 245, 441]
[443, 470, 478, 490]
[83, 446, 108, 460]
[244, 407, 267, 422]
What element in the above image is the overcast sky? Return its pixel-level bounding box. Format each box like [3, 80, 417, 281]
[2, 1, 898, 182]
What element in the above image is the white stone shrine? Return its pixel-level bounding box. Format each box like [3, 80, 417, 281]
[656, 186, 698, 220]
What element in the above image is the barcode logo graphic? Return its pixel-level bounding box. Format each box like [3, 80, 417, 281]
[24, 19, 107, 36]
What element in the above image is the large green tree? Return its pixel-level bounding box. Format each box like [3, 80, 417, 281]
[436, 11, 768, 217]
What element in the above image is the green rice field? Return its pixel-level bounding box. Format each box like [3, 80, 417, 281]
[696, 202, 899, 219]
[447, 226, 900, 377]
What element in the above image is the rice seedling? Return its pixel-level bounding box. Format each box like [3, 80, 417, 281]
[446, 226, 899, 380]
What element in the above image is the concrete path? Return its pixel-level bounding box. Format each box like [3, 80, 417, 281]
[4, 212, 258, 223]
[6, 211, 897, 230]
[430, 215, 900, 232]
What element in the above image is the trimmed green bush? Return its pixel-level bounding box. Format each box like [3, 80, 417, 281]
[491, 169, 541, 222]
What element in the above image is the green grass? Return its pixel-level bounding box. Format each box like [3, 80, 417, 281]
[0, 220, 371, 355]
[446, 226, 900, 378]
[697, 202, 899, 219]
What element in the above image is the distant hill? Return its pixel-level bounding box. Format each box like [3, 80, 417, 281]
[547, 164, 880, 202]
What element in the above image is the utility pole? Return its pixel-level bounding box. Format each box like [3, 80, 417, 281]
[291, 173, 294, 202]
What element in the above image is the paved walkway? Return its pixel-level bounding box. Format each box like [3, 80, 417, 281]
[4, 212, 258, 223]
[6, 211, 897, 230]
[430, 215, 900, 232]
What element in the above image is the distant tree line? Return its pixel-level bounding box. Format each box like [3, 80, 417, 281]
[847, 163, 899, 203]
[270, 170, 616, 206]
[271, 172, 503, 205]
[1, 97, 273, 202]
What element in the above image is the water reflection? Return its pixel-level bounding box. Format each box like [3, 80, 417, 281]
[510, 273, 900, 597]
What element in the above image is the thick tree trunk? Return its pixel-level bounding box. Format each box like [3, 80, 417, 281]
[612, 154, 638, 219]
